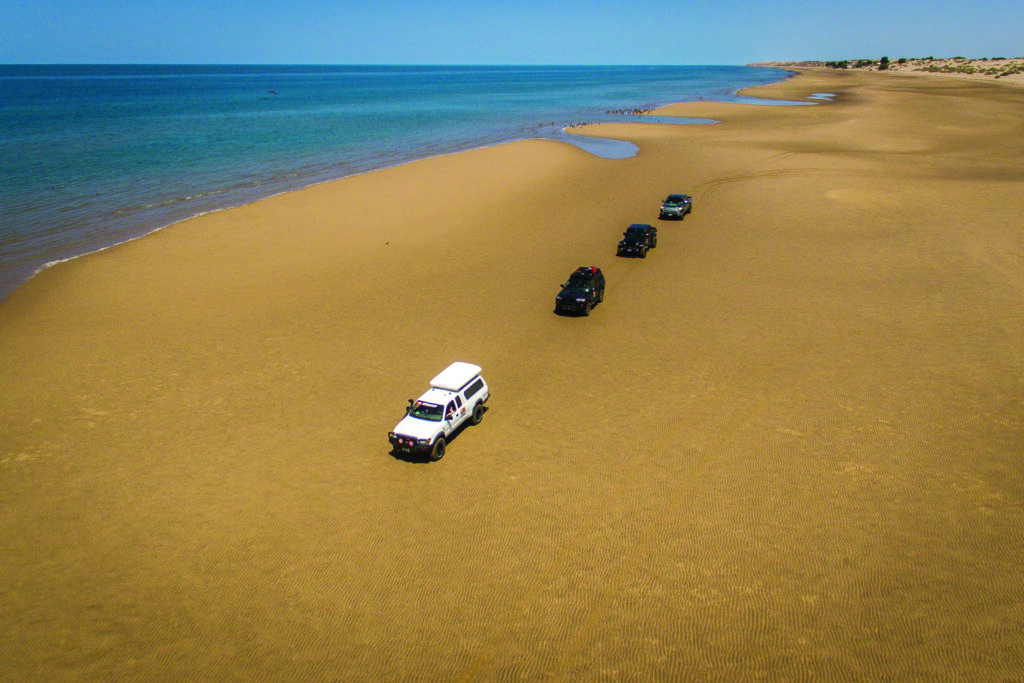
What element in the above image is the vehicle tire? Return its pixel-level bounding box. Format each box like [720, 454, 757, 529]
[652, 238, 658, 248]
[583, 301, 591, 316]
[471, 403, 484, 425]
[597, 288, 604, 304]
[640, 248, 647, 258]
[429, 437, 446, 461]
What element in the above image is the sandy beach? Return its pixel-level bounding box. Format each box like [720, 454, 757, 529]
[2, 67, 1023, 680]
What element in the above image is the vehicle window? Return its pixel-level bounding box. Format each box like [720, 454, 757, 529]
[409, 401, 443, 422]
[464, 379, 483, 398]
[455, 396, 463, 408]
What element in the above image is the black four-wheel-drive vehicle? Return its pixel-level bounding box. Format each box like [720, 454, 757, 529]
[555, 266, 605, 316]
[659, 193, 693, 219]
[617, 223, 658, 258]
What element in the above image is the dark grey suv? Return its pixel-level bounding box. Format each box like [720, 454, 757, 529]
[555, 266, 606, 316]
[617, 224, 658, 258]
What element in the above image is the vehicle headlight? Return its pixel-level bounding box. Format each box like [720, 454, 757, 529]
[416, 438, 430, 446]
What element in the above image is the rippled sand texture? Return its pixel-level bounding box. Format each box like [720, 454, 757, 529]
[2, 69, 1023, 680]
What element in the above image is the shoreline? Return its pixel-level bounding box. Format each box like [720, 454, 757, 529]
[9, 133, 642, 308]
[0, 65, 791, 305]
[3, 68, 1023, 679]
[19, 134, 633, 293]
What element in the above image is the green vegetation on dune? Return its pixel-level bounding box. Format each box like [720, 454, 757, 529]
[819, 55, 1023, 79]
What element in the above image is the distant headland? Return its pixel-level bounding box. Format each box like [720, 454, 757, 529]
[752, 56, 1024, 86]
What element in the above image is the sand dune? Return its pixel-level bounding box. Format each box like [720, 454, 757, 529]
[2, 68, 1023, 680]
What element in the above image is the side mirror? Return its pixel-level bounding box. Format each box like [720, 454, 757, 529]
[405, 398, 414, 415]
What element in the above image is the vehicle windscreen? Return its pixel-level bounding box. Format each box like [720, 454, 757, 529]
[409, 401, 443, 421]
[625, 229, 645, 237]
[665, 195, 684, 203]
[566, 276, 592, 291]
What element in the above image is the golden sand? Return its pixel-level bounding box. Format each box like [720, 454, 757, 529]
[2, 68, 1023, 680]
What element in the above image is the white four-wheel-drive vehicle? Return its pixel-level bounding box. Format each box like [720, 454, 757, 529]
[388, 362, 490, 461]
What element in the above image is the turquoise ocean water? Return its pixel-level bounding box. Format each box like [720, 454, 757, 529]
[0, 65, 791, 301]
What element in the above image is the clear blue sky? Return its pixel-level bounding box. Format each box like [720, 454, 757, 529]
[3, 0, 1022, 65]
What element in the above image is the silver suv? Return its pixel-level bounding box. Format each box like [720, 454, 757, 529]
[659, 193, 693, 219]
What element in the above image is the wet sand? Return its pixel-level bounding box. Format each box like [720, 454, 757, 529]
[2, 68, 1023, 680]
